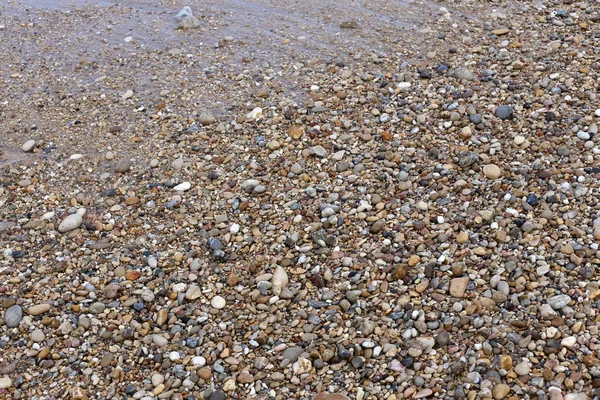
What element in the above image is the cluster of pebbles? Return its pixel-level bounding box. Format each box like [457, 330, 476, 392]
[1, 0, 600, 399]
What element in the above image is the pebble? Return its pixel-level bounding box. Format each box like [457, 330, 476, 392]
[494, 105, 513, 119]
[210, 296, 226, 309]
[514, 363, 530, 376]
[547, 294, 571, 310]
[271, 266, 289, 295]
[27, 304, 51, 316]
[492, 383, 510, 399]
[449, 277, 469, 297]
[22, 140, 36, 152]
[4, 305, 23, 327]
[115, 159, 132, 173]
[173, 181, 191, 191]
[483, 164, 502, 179]
[58, 214, 83, 233]
[0, 377, 12, 389]
[31, 329, 46, 342]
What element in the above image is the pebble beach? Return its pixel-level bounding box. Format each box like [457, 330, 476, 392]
[1, 0, 600, 399]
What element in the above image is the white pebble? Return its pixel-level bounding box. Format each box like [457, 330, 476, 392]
[173, 182, 191, 191]
[211, 295, 226, 309]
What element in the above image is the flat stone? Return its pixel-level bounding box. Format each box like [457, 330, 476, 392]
[491, 28, 510, 35]
[547, 294, 571, 310]
[449, 277, 469, 298]
[27, 304, 51, 316]
[414, 388, 433, 399]
[514, 363, 530, 376]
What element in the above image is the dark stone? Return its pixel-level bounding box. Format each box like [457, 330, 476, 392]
[526, 194, 539, 207]
[351, 357, 364, 369]
[400, 357, 414, 369]
[209, 390, 226, 400]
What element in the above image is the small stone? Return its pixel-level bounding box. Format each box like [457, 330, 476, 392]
[414, 388, 433, 399]
[89, 302, 106, 314]
[547, 294, 571, 310]
[211, 296, 226, 309]
[222, 378, 236, 391]
[491, 28, 510, 35]
[122, 89, 134, 99]
[245, 107, 262, 120]
[177, 15, 201, 29]
[561, 336, 577, 347]
[309, 146, 328, 158]
[436, 330, 450, 346]
[58, 214, 83, 233]
[492, 383, 510, 399]
[199, 111, 216, 125]
[340, 20, 359, 29]
[453, 67, 476, 81]
[22, 140, 36, 152]
[31, 329, 45, 342]
[0, 377, 13, 389]
[209, 390, 226, 400]
[236, 370, 254, 384]
[152, 374, 165, 387]
[371, 219, 386, 234]
[449, 277, 469, 298]
[115, 159, 132, 173]
[292, 358, 312, 374]
[173, 181, 191, 191]
[483, 164, 502, 179]
[271, 266, 289, 295]
[494, 105, 513, 120]
[288, 126, 304, 140]
[514, 363, 530, 376]
[540, 304, 558, 318]
[456, 232, 469, 244]
[500, 355, 512, 370]
[153, 335, 169, 347]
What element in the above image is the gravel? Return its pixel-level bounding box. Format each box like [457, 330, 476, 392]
[1, 0, 600, 399]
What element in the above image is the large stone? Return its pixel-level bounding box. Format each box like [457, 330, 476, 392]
[492, 383, 511, 399]
[449, 277, 469, 298]
[27, 304, 51, 316]
[547, 294, 571, 310]
[58, 214, 83, 233]
[4, 305, 23, 328]
[271, 266, 289, 295]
